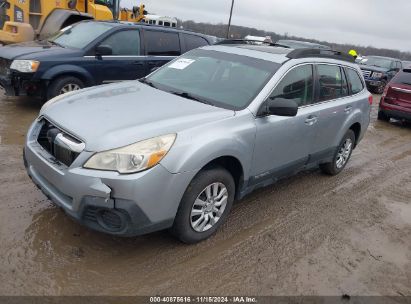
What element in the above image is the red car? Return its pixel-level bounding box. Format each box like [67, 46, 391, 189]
[378, 68, 411, 121]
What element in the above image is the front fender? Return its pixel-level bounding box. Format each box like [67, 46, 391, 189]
[161, 113, 256, 181]
[40, 64, 95, 85]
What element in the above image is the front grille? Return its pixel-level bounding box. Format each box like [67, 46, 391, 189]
[362, 70, 372, 78]
[83, 207, 99, 223]
[37, 119, 81, 167]
[0, 58, 11, 76]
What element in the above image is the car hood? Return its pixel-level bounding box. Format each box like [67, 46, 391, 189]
[359, 65, 388, 73]
[40, 81, 235, 151]
[0, 40, 80, 60]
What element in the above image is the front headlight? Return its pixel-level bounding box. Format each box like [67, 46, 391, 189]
[84, 134, 176, 174]
[10, 60, 40, 73]
[372, 72, 383, 78]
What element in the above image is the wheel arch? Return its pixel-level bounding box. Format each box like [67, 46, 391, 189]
[349, 122, 361, 147]
[200, 156, 245, 199]
[42, 65, 95, 87]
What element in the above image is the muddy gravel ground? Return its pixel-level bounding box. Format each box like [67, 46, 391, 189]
[0, 92, 410, 296]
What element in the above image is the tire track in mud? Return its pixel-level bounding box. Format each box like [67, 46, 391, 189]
[0, 96, 410, 296]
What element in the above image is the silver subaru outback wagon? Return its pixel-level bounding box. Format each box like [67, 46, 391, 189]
[24, 43, 372, 243]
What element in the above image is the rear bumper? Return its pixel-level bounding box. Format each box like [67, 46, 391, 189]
[23, 120, 195, 237]
[380, 101, 411, 121]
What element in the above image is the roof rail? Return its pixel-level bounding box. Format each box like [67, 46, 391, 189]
[215, 39, 274, 46]
[287, 49, 355, 63]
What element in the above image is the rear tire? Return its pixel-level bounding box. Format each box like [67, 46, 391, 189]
[320, 130, 356, 176]
[171, 167, 235, 244]
[377, 110, 390, 121]
[47, 76, 84, 100]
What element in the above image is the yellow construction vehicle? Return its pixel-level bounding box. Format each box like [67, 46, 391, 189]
[0, 0, 147, 44]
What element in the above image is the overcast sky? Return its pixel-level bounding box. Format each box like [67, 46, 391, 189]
[122, 0, 411, 52]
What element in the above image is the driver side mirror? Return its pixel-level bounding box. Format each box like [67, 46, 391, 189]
[266, 98, 298, 117]
[95, 45, 113, 57]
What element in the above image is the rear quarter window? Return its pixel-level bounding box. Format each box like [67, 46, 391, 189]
[183, 34, 209, 51]
[346, 68, 364, 95]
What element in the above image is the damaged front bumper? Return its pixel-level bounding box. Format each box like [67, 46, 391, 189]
[0, 72, 43, 97]
[23, 120, 194, 237]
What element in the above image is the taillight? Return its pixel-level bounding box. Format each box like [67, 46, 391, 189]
[11, 26, 18, 34]
[381, 85, 389, 99]
[368, 95, 373, 105]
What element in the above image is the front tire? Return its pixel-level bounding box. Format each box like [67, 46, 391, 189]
[320, 130, 355, 176]
[171, 167, 235, 244]
[47, 76, 84, 100]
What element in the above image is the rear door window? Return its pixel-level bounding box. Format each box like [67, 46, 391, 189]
[183, 34, 209, 51]
[98, 30, 140, 55]
[317, 65, 348, 102]
[145, 30, 181, 56]
[269, 65, 314, 107]
[346, 68, 364, 95]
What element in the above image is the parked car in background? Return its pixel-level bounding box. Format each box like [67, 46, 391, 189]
[24, 44, 371, 243]
[359, 56, 402, 94]
[402, 61, 411, 68]
[378, 67, 411, 122]
[275, 40, 331, 50]
[244, 35, 273, 44]
[0, 21, 213, 101]
[142, 15, 178, 28]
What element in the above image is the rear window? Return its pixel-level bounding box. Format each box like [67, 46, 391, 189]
[145, 30, 181, 56]
[393, 69, 411, 85]
[346, 68, 364, 95]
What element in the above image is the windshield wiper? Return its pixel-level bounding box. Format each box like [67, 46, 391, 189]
[169, 91, 214, 106]
[138, 78, 158, 89]
[47, 40, 64, 48]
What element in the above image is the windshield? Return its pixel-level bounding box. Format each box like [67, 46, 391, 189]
[362, 57, 392, 69]
[48, 22, 113, 49]
[145, 49, 280, 110]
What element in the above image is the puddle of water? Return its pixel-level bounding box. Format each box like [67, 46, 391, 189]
[0, 93, 40, 145]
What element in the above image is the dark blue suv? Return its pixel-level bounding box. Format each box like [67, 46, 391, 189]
[0, 21, 214, 101]
[359, 56, 403, 94]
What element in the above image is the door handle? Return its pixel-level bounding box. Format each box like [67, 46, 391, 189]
[345, 106, 353, 113]
[132, 61, 144, 65]
[305, 115, 318, 126]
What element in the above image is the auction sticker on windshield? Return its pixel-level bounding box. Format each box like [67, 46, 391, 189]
[169, 59, 195, 70]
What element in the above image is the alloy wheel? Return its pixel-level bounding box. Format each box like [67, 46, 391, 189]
[190, 182, 228, 232]
[60, 83, 81, 94]
[336, 138, 353, 169]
